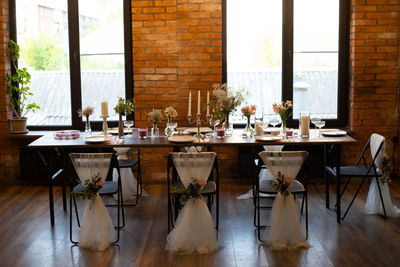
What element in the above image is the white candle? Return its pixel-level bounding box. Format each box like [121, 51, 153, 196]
[197, 90, 201, 114]
[101, 101, 108, 117]
[206, 91, 210, 116]
[188, 92, 192, 116]
[300, 115, 310, 136]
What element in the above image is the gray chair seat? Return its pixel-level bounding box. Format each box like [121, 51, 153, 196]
[259, 178, 305, 193]
[72, 181, 119, 195]
[118, 159, 138, 168]
[172, 180, 216, 194]
[326, 166, 381, 177]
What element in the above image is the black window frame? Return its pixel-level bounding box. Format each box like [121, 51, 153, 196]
[9, 0, 133, 131]
[222, 0, 350, 128]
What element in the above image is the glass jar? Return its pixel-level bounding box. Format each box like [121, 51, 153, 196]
[299, 111, 310, 138]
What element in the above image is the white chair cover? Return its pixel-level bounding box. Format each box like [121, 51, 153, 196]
[70, 153, 115, 251]
[236, 146, 283, 200]
[112, 148, 148, 202]
[259, 151, 310, 250]
[166, 152, 218, 254]
[365, 134, 399, 217]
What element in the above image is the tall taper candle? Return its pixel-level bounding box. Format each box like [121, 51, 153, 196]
[188, 91, 192, 116]
[206, 91, 210, 116]
[197, 90, 201, 114]
[101, 101, 108, 117]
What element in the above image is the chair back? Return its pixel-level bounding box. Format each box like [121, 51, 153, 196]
[168, 152, 217, 188]
[258, 151, 308, 181]
[69, 153, 113, 184]
[370, 133, 386, 170]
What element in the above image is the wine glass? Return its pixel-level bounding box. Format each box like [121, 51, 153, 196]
[314, 120, 326, 137]
[269, 115, 280, 128]
[124, 120, 134, 136]
[311, 116, 321, 136]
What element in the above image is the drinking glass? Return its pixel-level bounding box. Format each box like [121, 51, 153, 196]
[314, 120, 326, 137]
[269, 115, 280, 128]
[310, 116, 321, 136]
[124, 120, 134, 137]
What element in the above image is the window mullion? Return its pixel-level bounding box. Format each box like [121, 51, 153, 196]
[67, 0, 83, 130]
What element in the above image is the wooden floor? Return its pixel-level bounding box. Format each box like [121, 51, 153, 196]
[1, 182, 400, 267]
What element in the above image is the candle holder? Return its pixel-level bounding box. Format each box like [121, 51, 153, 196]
[101, 115, 109, 136]
[187, 113, 211, 140]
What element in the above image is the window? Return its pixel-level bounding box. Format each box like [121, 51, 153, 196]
[224, 0, 349, 126]
[12, 0, 132, 128]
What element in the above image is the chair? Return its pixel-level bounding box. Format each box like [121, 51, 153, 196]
[113, 147, 143, 206]
[69, 153, 125, 246]
[255, 151, 308, 243]
[167, 152, 219, 233]
[326, 133, 386, 220]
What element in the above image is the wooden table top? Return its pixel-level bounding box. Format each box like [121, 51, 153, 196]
[27, 130, 357, 149]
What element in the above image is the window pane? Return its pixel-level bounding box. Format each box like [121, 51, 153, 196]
[79, 0, 125, 121]
[17, 0, 71, 126]
[227, 0, 282, 122]
[293, 0, 339, 119]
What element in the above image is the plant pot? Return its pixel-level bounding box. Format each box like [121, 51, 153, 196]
[9, 117, 28, 133]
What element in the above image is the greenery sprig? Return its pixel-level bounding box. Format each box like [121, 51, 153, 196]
[171, 177, 206, 203]
[114, 97, 135, 116]
[72, 173, 104, 201]
[270, 171, 293, 197]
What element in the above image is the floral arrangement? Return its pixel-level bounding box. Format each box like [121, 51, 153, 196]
[171, 177, 207, 203]
[241, 105, 256, 118]
[272, 100, 293, 129]
[147, 109, 163, 124]
[211, 83, 246, 123]
[114, 97, 135, 116]
[77, 106, 94, 118]
[71, 173, 104, 200]
[164, 106, 178, 121]
[270, 171, 293, 197]
[381, 153, 393, 184]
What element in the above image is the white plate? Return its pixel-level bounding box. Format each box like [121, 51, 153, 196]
[255, 136, 282, 142]
[321, 129, 347, 136]
[168, 136, 195, 143]
[185, 127, 213, 134]
[108, 128, 133, 135]
[85, 136, 113, 143]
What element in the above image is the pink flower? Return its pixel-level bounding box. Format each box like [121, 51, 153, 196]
[168, 109, 178, 118]
[197, 178, 207, 186]
[96, 180, 104, 188]
[250, 105, 256, 112]
[285, 100, 292, 107]
[241, 106, 248, 114]
[283, 177, 294, 185]
[272, 104, 279, 114]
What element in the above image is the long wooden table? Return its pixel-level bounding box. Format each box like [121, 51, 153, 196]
[27, 130, 357, 224]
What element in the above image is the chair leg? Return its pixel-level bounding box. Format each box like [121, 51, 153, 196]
[375, 177, 387, 219]
[335, 177, 352, 207]
[342, 177, 367, 220]
[120, 186, 126, 228]
[305, 190, 308, 239]
[70, 194, 78, 245]
[73, 196, 80, 227]
[300, 193, 305, 216]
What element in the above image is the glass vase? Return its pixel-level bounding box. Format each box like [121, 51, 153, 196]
[281, 120, 287, 137]
[164, 118, 177, 137]
[85, 115, 91, 135]
[244, 116, 254, 137]
[151, 122, 159, 138]
[118, 113, 124, 138]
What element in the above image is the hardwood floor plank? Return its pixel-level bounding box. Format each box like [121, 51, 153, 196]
[0, 182, 399, 267]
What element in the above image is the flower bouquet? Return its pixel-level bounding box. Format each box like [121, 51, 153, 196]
[77, 106, 94, 133]
[114, 97, 135, 138]
[147, 109, 163, 138]
[270, 171, 293, 199]
[72, 173, 104, 201]
[171, 177, 207, 203]
[241, 105, 256, 136]
[272, 100, 293, 134]
[164, 106, 178, 137]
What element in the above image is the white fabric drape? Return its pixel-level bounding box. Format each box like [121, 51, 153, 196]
[112, 148, 148, 201]
[70, 153, 115, 251]
[365, 134, 399, 217]
[166, 152, 218, 254]
[237, 145, 283, 200]
[259, 151, 310, 250]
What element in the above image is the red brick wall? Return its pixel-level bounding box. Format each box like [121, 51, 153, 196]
[0, 0, 398, 184]
[347, 0, 400, 173]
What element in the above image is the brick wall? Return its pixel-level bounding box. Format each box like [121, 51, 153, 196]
[346, 0, 400, 174]
[0, 0, 398, 184]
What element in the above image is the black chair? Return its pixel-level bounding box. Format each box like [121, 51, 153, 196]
[69, 153, 125, 245]
[167, 152, 219, 233]
[326, 133, 386, 220]
[254, 151, 309, 242]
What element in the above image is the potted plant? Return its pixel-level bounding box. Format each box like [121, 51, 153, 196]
[114, 97, 135, 138]
[5, 40, 40, 133]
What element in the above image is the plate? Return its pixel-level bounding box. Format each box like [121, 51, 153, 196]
[255, 136, 282, 142]
[184, 127, 213, 134]
[168, 136, 195, 143]
[321, 130, 347, 136]
[85, 136, 113, 143]
[108, 128, 133, 135]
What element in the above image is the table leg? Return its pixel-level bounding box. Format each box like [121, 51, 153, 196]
[37, 150, 55, 226]
[324, 144, 329, 209]
[336, 145, 341, 223]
